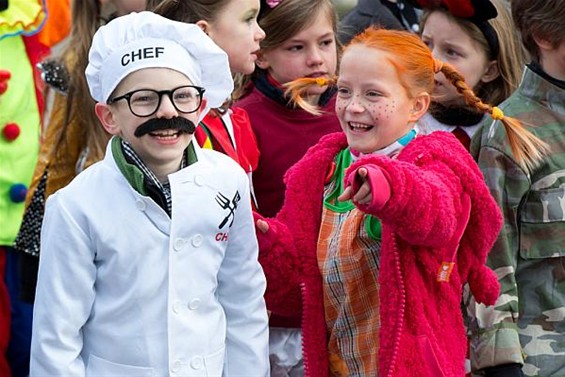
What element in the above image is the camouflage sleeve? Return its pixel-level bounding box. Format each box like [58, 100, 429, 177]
[466, 141, 529, 371]
[469, 122, 484, 159]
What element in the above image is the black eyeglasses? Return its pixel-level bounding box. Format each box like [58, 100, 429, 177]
[109, 85, 206, 117]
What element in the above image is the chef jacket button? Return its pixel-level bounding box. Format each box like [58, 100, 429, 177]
[136, 200, 146, 211]
[173, 238, 186, 251]
[9, 183, 27, 203]
[188, 298, 201, 310]
[190, 356, 203, 370]
[171, 360, 182, 373]
[172, 300, 183, 314]
[193, 174, 205, 187]
[191, 234, 203, 247]
[2, 123, 20, 141]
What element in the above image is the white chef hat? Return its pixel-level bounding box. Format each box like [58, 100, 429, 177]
[85, 11, 233, 113]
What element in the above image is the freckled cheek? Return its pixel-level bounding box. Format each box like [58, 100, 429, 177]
[335, 102, 346, 118]
[370, 101, 397, 119]
[367, 104, 386, 121]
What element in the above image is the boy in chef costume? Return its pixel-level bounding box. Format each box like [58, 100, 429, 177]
[29, 11, 269, 377]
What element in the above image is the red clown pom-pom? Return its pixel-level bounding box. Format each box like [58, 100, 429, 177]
[2, 123, 21, 141]
[0, 70, 11, 81]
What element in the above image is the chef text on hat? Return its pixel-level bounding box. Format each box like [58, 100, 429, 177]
[121, 46, 165, 66]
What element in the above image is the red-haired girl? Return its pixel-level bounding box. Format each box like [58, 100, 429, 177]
[254, 27, 547, 376]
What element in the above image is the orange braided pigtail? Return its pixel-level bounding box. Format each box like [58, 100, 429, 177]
[437, 61, 549, 171]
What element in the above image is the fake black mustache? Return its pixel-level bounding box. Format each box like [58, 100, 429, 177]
[134, 117, 196, 138]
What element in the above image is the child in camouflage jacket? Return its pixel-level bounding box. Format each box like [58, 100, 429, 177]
[467, 0, 565, 376]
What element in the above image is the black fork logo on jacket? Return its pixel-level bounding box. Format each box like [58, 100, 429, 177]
[215, 191, 241, 229]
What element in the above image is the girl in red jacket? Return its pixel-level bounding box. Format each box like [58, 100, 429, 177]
[235, 0, 342, 373]
[255, 27, 547, 377]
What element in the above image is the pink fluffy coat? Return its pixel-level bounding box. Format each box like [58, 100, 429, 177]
[257, 131, 502, 377]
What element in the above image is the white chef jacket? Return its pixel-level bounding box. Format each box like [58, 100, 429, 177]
[30, 139, 269, 377]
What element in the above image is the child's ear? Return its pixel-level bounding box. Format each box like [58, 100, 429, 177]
[95, 103, 120, 135]
[533, 35, 554, 51]
[409, 92, 430, 123]
[480, 60, 500, 84]
[255, 52, 270, 70]
[196, 20, 209, 34]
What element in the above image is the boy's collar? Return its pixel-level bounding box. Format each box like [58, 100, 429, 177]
[111, 136, 198, 195]
[528, 61, 565, 90]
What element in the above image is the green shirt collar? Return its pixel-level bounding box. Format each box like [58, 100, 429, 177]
[111, 136, 198, 195]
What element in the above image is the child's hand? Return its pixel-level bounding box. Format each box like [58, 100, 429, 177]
[253, 211, 274, 252]
[256, 218, 269, 233]
[338, 167, 373, 205]
[340, 165, 392, 212]
[253, 211, 270, 233]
